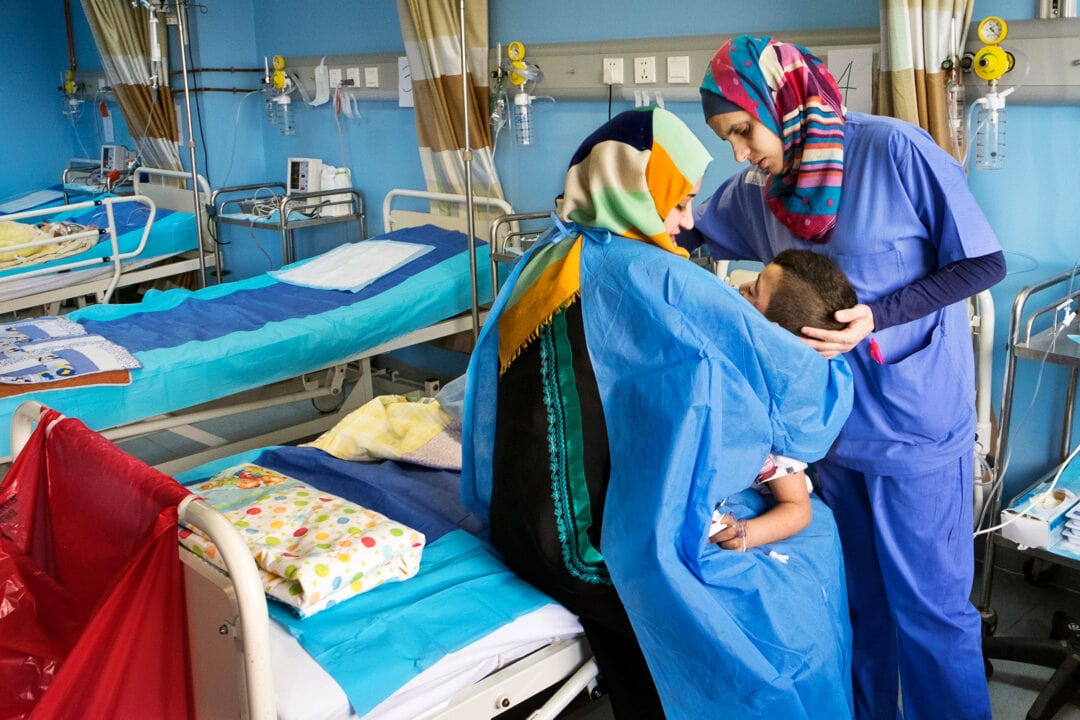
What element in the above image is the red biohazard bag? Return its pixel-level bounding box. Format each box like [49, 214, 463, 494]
[0, 406, 194, 720]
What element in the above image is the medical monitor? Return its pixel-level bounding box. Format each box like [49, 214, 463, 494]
[100, 145, 130, 175]
[287, 158, 322, 194]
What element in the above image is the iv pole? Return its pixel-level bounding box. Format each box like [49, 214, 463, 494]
[460, 0, 480, 342]
[174, 1, 210, 286]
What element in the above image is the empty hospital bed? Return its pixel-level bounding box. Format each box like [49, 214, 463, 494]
[0, 189, 512, 473]
[0, 166, 216, 316]
[3, 400, 598, 720]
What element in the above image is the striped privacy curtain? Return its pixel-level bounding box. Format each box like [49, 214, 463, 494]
[81, 0, 181, 171]
[397, 0, 505, 215]
[878, 0, 974, 159]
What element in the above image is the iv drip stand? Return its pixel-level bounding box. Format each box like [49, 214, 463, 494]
[175, 1, 211, 286]
[460, 0, 479, 342]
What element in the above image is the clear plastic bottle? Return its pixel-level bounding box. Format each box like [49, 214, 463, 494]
[946, 80, 966, 158]
[975, 105, 1006, 171]
[277, 95, 295, 136]
[514, 92, 532, 146]
[265, 95, 279, 125]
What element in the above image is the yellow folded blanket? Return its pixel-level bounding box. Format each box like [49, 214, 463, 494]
[305, 394, 462, 470]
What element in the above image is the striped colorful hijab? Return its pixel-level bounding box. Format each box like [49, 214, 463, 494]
[497, 107, 712, 372]
[701, 35, 845, 242]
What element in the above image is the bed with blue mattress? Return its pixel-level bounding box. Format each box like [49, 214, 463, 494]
[0, 166, 214, 315]
[0, 191, 506, 469]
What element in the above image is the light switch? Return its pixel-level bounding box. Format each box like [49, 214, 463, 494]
[667, 56, 690, 84]
[364, 67, 379, 88]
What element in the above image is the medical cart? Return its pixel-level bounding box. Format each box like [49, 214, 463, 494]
[211, 182, 366, 272]
[977, 268, 1080, 720]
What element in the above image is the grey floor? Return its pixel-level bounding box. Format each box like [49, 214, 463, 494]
[119, 392, 1080, 720]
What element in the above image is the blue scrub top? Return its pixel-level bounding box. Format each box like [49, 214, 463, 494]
[690, 111, 1002, 475]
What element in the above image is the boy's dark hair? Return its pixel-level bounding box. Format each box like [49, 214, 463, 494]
[764, 250, 858, 337]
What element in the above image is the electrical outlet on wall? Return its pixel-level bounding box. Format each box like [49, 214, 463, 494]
[602, 58, 624, 85]
[634, 56, 656, 84]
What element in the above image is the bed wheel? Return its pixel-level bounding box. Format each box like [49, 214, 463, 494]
[312, 392, 345, 413]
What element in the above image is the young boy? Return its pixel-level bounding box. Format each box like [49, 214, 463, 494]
[710, 249, 858, 551]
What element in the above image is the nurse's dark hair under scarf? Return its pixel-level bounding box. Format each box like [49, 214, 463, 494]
[701, 35, 845, 242]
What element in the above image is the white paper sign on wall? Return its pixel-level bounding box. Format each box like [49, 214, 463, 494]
[826, 48, 874, 114]
[398, 56, 414, 108]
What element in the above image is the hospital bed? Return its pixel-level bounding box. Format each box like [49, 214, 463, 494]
[0, 189, 513, 474]
[0, 166, 216, 316]
[5, 400, 598, 720]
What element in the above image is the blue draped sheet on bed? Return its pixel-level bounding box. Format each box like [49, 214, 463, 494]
[174, 445, 554, 718]
[0, 199, 192, 282]
[0, 224, 491, 459]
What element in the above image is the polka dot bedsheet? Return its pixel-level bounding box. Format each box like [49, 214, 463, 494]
[180, 462, 426, 618]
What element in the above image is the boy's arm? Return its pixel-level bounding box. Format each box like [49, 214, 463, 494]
[710, 471, 812, 551]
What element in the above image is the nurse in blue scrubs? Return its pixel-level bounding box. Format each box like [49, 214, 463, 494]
[682, 35, 1006, 720]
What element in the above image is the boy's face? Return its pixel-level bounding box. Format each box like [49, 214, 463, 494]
[738, 263, 783, 315]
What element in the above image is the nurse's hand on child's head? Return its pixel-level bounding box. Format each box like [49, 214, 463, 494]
[798, 303, 874, 358]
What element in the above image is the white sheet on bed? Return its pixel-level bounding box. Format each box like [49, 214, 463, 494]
[269, 603, 584, 720]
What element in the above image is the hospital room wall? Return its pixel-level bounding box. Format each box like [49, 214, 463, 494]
[0, 4, 84, 200]
[7, 1, 1073, 497]
[186, 2, 426, 277]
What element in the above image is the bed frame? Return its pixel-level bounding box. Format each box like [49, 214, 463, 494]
[87, 189, 515, 477]
[0, 166, 216, 316]
[10, 400, 598, 720]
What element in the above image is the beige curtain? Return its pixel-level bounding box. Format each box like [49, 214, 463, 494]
[397, 0, 505, 220]
[878, 0, 973, 159]
[81, 0, 181, 171]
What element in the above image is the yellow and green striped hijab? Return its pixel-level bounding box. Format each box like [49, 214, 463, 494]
[498, 107, 712, 372]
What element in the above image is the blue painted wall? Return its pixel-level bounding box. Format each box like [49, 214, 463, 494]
[5, 0, 1078, 496]
[2, 3, 78, 199]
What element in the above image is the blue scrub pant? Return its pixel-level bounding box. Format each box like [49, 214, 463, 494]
[816, 454, 990, 720]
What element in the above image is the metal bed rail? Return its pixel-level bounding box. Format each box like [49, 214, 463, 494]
[1, 194, 157, 303]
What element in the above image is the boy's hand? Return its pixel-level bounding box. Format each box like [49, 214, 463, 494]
[709, 512, 748, 551]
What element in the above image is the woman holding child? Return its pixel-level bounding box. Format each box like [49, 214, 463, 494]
[462, 106, 855, 719]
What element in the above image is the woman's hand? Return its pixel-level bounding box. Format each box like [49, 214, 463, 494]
[799, 303, 875, 359]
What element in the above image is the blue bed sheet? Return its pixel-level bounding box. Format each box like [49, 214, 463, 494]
[0, 225, 491, 459]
